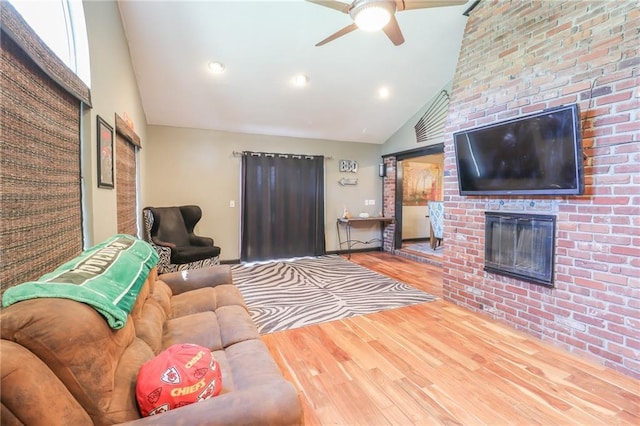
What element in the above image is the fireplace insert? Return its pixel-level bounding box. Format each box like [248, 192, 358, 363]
[484, 212, 556, 287]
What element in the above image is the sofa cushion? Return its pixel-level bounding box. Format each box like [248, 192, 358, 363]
[116, 344, 303, 426]
[170, 287, 218, 318]
[159, 266, 233, 296]
[163, 312, 224, 351]
[223, 339, 289, 390]
[152, 280, 173, 317]
[211, 284, 249, 310]
[170, 284, 247, 319]
[109, 338, 156, 423]
[133, 298, 167, 355]
[211, 349, 234, 394]
[130, 278, 151, 319]
[216, 305, 261, 348]
[119, 381, 302, 426]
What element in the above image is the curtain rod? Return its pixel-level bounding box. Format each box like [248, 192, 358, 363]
[232, 151, 332, 160]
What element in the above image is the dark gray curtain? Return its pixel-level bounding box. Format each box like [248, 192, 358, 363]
[241, 152, 325, 261]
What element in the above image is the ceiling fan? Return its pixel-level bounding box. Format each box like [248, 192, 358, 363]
[307, 0, 468, 46]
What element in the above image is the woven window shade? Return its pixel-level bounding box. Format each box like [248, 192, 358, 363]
[115, 114, 140, 236]
[0, 34, 83, 296]
[116, 132, 137, 235]
[0, 2, 89, 297]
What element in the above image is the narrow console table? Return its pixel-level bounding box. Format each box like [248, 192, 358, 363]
[336, 216, 395, 258]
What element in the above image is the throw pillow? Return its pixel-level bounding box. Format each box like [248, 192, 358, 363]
[136, 343, 222, 416]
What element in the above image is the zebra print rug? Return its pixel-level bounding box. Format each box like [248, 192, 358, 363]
[231, 255, 437, 334]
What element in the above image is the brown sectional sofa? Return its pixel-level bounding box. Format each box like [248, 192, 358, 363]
[1, 259, 302, 425]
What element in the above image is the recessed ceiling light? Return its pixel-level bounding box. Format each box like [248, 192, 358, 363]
[292, 74, 310, 87]
[207, 61, 225, 74]
[378, 87, 390, 99]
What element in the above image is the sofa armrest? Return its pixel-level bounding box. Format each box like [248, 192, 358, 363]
[159, 265, 233, 295]
[118, 381, 303, 426]
[1, 339, 94, 425]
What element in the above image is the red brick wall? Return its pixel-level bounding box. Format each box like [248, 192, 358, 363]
[382, 157, 397, 251]
[443, 0, 639, 378]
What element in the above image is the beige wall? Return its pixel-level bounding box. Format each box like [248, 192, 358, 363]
[82, 0, 148, 246]
[144, 126, 384, 261]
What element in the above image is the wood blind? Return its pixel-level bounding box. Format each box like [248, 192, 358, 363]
[115, 114, 140, 236]
[0, 27, 83, 296]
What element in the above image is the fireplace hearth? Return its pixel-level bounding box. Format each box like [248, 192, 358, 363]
[484, 212, 556, 287]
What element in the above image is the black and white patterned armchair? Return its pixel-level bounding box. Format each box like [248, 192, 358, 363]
[142, 205, 221, 274]
[428, 201, 444, 250]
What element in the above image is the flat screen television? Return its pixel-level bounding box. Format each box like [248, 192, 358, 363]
[453, 104, 584, 196]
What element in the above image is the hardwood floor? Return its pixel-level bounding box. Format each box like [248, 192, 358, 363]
[262, 252, 639, 425]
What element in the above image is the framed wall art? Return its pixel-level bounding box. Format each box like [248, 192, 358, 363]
[97, 115, 114, 188]
[402, 161, 442, 206]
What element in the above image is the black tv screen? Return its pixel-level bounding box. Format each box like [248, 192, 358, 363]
[453, 104, 584, 196]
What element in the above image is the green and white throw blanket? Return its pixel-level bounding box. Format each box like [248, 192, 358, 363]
[2, 234, 159, 329]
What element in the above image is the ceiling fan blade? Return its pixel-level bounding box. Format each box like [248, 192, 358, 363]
[382, 15, 405, 46]
[396, 0, 468, 11]
[306, 0, 352, 14]
[315, 23, 359, 46]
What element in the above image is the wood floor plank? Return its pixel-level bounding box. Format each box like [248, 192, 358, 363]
[261, 252, 640, 425]
[321, 320, 408, 381]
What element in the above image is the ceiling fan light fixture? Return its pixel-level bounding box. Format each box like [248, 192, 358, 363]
[351, 3, 393, 32]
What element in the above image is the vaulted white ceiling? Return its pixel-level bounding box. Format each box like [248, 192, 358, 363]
[118, 0, 472, 144]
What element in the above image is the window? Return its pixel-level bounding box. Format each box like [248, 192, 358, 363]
[8, 0, 90, 85]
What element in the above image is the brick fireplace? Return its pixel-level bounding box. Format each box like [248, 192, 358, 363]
[440, 0, 639, 379]
[381, 1, 639, 378]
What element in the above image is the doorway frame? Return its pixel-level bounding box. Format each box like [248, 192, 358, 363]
[383, 143, 444, 250]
